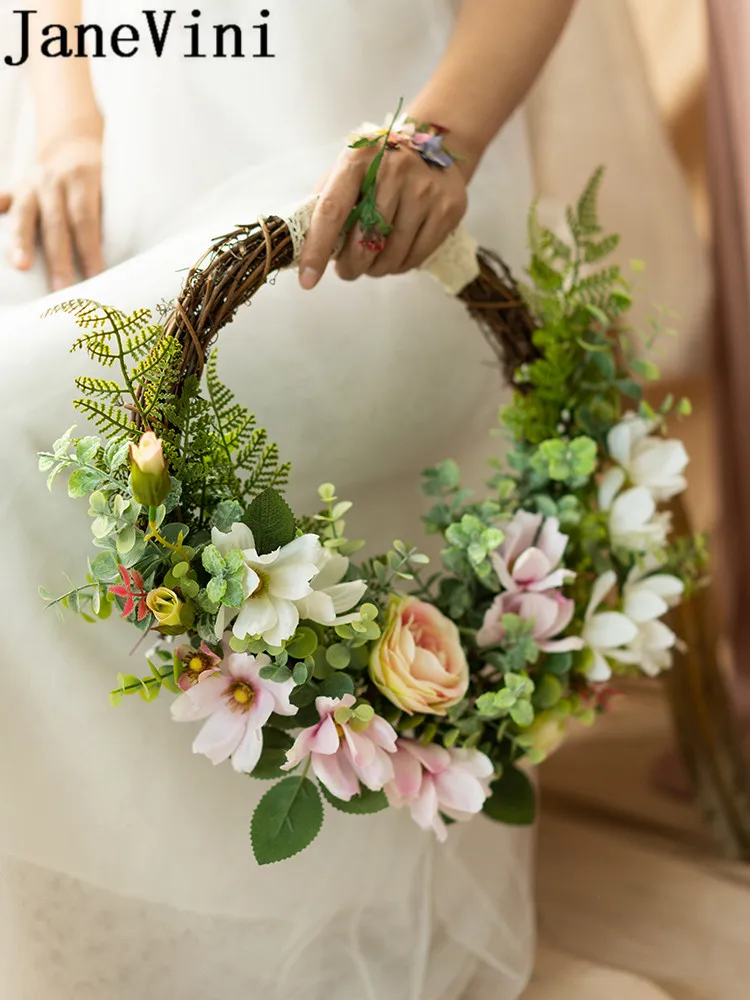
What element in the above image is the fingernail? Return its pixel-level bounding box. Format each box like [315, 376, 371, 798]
[12, 248, 29, 270]
[299, 267, 319, 291]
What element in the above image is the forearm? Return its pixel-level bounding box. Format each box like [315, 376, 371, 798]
[409, 0, 575, 178]
[29, 0, 102, 155]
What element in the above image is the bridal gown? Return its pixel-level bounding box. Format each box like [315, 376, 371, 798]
[0, 2, 537, 998]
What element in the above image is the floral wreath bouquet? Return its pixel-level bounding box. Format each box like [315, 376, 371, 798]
[39, 116, 705, 865]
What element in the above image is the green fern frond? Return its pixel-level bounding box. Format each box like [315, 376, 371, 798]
[206, 353, 257, 449]
[73, 398, 137, 439]
[577, 166, 605, 235]
[542, 229, 572, 263]
[123, 323, 164, 361]
[137, 339, 182, 429]
[71, 334, 117, 365]
[243, 447, 291, 497]
[565, 206, 581, 244]
[583, 233, 620, 264]
[74, 376, 123, 400]
[45, 298, 120, 330]
[570, 266, 621, 303]
[527, 200, 543, 257]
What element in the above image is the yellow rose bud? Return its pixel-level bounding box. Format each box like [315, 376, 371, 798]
[129, 431, 171, 508]
[146, 587, 183, 628]
[370, 596, 469, 716]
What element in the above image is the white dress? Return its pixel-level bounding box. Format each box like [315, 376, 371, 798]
[0, 2, 536, 997]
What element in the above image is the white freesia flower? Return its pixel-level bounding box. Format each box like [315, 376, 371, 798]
[581, 571, 639, 682]
[607, 486, 671, 553]
[598, 414, 688, 510]
[211, 523, 321, 647]
[294, 547, 368, 626]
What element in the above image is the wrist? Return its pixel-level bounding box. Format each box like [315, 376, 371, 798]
[404, 106, 486, 183]
[37, 110, 102, 162]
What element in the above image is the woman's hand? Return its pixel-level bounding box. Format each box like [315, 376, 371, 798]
[299, 143, 469, 290]
[0, 132, 104, 291]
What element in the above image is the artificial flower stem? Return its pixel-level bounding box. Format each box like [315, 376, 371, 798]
[344, 98, 404, 238]
[146, 506, 182, 553]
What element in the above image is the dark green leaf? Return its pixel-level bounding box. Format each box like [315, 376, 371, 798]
[244, 488, 296, 555]
[252, 728, 295, 780]
[544, 651, 573, 676]
[161, 522, 190, 545]
[483, 766, 536, 826]
[290, 682, 319, 709]
[250, 776, 323, 865]
[320, 783, 389, 815]
[259, 664, 293, 685]
[319, 674, 355, 699]
[615, 378, 642, 400]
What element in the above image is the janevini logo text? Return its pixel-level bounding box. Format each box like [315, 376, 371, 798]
[4, 9, 275, 67]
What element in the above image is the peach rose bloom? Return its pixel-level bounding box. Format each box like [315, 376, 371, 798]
[370, 596, 469, 716]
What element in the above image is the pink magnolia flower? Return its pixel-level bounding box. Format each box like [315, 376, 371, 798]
[477, 590, 584, 653]
[175, 642, 222, 692]
[385, 739, 494, 842]
[170, 651, 296, 774]
[492, 511, 574, 593]
[370, 596, 469, 716]
[283, 694, 398, 801]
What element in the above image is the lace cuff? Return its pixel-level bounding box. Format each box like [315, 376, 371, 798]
[279, 195, 480, 297]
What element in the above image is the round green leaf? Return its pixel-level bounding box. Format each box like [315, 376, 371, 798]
[292, 662, 309, 686]
[252, 728, 295, 780]
[483, 766, 536, 826]
[326, 644, 351, 670]
[320, 782, 389, 815]
[116, 525, 137, 555]
[287, 626, 318, 659]
[533, 674, 564, 710]
[250, 776, 323, 865]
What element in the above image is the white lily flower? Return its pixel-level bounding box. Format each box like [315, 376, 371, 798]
[620, 564, 684, 676]
[622, 564, 684, 623]
[211, 523, 321, 647]
[294, 547, 368, 627]
[607, 486, 671, 553]
[598, 414, 688, 510]
[622, 619, 678, 677]
[581, 571, 640, 682]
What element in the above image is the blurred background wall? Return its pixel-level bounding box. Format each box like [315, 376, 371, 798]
[629, 0, 708, 236]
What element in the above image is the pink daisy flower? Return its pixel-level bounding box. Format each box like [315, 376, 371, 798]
[170, 651, 297, 774]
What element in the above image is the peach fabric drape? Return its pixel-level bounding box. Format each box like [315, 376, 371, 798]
[707, 0, 750, 679]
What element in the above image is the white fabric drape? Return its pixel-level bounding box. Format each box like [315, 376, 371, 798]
[0, 3, 536, 998]
[0, 2, 709, 997]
